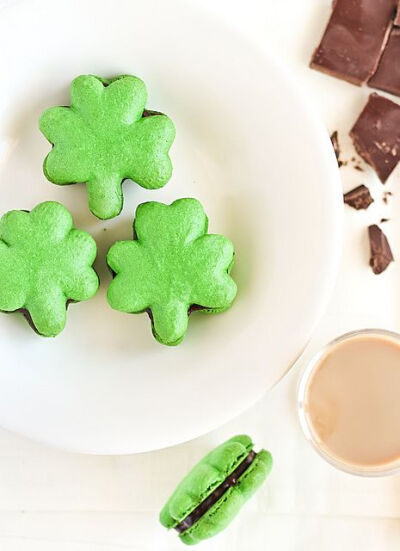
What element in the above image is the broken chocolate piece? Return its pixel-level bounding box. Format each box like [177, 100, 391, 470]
[368, 225, 394, 274]
[395, 0, 400, 25]
[175, 451, 257, 534]
[369, 28, 400, 97]
[330, 131, 343, 167]
[344, 185, 374, 210]
[310, 0, 396, 86]
[350, 93, 400, 183]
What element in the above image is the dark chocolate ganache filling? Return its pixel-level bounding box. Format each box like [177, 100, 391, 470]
[142, 109, 163, 117]
[175, 450, 257, 535]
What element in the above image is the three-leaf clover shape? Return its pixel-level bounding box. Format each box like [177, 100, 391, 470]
[107, 198, 237, 346]
[39, 74, 176, 220]
[0, 201, 98, 337]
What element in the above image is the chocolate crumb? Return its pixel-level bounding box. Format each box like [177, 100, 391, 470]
[343, 185, 374, 210]
[368, 225, 394, 275]
[354, 165, 364, 171]
[380, 218, 389, 223]
[383, 191, 393, 204]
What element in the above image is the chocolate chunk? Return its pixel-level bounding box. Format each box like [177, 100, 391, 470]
[395, 1, 400, 25]
[310, 0, 396, 85]
[369, 28, 400, 97]
[330, 131, 343, 167]
[350, 93, 400, 183]
[368, 225, 394, 274]
[175, 451, 257, 535]
[343, 185, 374, 210]
[380, 218, 390, 223]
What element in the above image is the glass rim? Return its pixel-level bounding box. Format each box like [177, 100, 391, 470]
[298, 328, 400, 477]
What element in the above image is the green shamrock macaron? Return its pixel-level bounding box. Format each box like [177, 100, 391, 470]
[107, 198, 237, 346]
[160, 435, 273, 545]
[0, 201, 99, 337]
[39, 74, 176, 220]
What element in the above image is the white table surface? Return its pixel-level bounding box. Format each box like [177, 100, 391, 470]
[1, 0, 400, 549]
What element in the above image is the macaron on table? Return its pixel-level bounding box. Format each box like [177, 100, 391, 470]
[0, 0, 399, 550]
[160, 435, 272, 545]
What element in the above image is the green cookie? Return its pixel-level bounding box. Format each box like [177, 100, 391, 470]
[39, 74, 176, 220]
[107, 198, 237, 346]
[0, 201, 99, 337]
[160, 435, 273, 545]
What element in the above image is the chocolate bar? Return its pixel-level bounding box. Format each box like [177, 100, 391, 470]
[310, 0, 396, 85]
[368, 28, 400, 97]
[350, 93, 400, 183]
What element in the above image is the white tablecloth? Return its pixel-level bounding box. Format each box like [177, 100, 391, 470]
[0, 0, 399, 549]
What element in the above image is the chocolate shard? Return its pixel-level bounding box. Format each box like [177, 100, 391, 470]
[350, 93, 400, 183]
[310, 0, 396, 86]
[330, 131, 342, 167]
[368, 28, 400, 97]
[343, 185, 374, 210]
[368, 225, 394, 274]
[395, 0, 400, 26]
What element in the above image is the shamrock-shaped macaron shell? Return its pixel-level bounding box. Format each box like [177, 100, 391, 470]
[0, 201, 98, 337]
[107, 198, 237, 345]
[39, 74, 176, 220]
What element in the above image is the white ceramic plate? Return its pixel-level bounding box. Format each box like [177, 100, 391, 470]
[0, 0, 342, 454]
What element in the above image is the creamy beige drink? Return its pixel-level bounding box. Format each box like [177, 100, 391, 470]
[303, 332, 400, 472]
